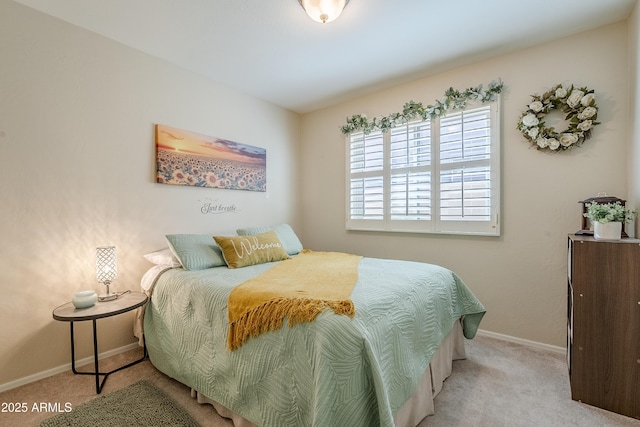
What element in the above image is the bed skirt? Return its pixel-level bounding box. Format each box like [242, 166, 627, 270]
[191, 319, 466, 427]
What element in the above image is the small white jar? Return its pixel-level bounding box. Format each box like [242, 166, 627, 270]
[72, 290, 98, 309]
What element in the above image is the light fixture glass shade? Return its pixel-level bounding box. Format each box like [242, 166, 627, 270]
[96, 246, 117, 301]
[298, 0, 349, 24]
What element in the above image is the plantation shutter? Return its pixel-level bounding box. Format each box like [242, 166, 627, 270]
[348, 131, 385, 228]
[346, 101, 500, 235]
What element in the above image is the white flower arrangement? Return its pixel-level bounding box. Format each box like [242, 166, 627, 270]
[583, 201, 637, 224]
[516, 83, 600, 153]
[341, 80, 504, 135]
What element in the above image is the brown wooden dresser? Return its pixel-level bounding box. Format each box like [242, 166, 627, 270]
[567, 235, 640, 420]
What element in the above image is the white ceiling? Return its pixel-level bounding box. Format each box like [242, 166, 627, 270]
[14, 0, 638, 113]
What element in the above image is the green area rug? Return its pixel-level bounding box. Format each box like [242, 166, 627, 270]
[39, 380, 200, 427]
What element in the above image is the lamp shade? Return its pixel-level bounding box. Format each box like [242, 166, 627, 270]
[298, 0, 349, 24]
[96, 246, 117, 284]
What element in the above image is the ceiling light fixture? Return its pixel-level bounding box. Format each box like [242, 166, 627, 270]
[298, 0, 349, 24]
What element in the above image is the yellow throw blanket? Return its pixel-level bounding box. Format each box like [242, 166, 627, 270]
[227, 250, 362, 350]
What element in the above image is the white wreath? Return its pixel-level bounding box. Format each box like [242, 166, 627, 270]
[517, 83, 599, 152]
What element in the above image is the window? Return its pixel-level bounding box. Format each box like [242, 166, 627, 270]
[346, 101, 500, 236]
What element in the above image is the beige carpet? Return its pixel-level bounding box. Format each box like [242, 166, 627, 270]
[421, 335, 639, 427]
[0, 335, 638, 427]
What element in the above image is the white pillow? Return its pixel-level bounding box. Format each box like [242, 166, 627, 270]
[143, 248, 181, 268]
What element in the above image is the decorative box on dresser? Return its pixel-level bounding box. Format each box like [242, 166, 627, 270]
[567, 235, 640, 420]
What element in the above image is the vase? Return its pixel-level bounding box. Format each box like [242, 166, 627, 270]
[593, 221, 622, 241]
[72, 290, 98, 309]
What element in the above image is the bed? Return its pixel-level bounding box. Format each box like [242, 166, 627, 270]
[138, 225, 486, 427]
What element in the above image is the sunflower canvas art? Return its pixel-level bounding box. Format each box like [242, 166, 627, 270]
[155, 124, 266, 192]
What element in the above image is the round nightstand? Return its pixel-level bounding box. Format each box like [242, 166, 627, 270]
[53, 291, 148, 394]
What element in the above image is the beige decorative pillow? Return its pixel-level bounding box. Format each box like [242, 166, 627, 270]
[213, 230, 289, 268]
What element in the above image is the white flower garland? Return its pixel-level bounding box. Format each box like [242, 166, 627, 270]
[517, 83, 599, 152]
[341, 80, 504, 135]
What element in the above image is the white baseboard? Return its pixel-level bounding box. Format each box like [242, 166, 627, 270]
[0, 342, 140, 393]
[477, 329, 566, 355]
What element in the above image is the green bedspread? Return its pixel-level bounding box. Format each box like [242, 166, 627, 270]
[144, 256, 485, 427]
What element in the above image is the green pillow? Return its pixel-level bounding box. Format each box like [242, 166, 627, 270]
[236, 224, 303, 255]
[214, 230, 289, 269]
[165, 234, 226, 271]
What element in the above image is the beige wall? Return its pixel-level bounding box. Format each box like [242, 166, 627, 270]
[300, 22, 630, 348]
[0, 2, 300, 386]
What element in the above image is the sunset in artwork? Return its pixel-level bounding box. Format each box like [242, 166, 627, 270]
[155, 124, 266, 192]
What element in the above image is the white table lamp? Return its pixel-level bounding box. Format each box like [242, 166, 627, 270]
[96, 246, 118, 301]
